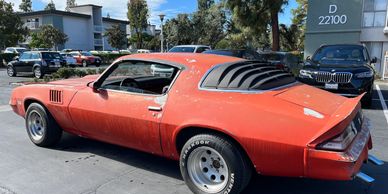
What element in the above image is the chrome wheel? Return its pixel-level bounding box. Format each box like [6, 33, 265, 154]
[27, 110, 45, 141]
[34, 67, 41, 78]
[82, 60, 87, 67]
[187, 147, 229, 193]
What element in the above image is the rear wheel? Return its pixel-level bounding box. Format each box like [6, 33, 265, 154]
[26, 103, 62, 147]
[33, 67, 43, 79]
[7, 66, 16, 77]
[180, 134, 252, 194]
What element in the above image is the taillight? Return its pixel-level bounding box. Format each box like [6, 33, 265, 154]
[317, 122, 358, 151]
[276, 63, 285, 69]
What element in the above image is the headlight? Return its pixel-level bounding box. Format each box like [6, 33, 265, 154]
[317, 122, 357, 151]
[355, 71, 373, 78]
[299, 70, 314, 79]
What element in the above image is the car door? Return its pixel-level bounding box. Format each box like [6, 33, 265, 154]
[68, 60, 178, 155]
[14, 52, 31, 72]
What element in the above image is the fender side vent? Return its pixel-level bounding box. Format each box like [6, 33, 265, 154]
[49, 90, 63, 104]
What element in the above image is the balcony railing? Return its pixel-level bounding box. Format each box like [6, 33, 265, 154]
[94, 25, 103, 32]
[25, 22, 39, 30]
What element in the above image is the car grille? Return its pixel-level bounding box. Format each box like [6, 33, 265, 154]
[314, 72, 353, 83]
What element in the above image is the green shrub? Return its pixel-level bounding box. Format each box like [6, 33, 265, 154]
[0, 53, 18, 66]
[93, 53, 128, 64]
[98, 68, 106, 74]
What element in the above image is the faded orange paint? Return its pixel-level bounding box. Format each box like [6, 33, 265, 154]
[10, 53, 372, 181]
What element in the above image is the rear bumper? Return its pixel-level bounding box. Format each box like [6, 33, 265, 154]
[306, 119, 372, 180]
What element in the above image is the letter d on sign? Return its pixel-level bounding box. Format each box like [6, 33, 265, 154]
[329, 4, 337, 14]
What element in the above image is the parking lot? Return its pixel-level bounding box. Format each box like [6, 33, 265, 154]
[0, 68, 387, 194]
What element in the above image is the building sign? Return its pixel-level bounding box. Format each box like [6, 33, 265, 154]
[318, 4, 347, 25]
[306, 0, 363, 32]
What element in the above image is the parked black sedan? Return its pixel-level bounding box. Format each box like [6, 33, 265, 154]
[258, 52, 301, 73]
[298, 44, 376, 106]
[7, 51, 65, 79]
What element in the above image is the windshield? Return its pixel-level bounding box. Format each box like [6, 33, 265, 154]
[312, 45, 366, 63]
[169, 47, 195, 53]
[16, 49, 26, 53]
[81, 52, 93, 56]
[42, 52, 62, 60]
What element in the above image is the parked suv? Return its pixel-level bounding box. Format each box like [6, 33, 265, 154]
[258, 52, 301, 73]
[298, 44, 376, 106]
[7, 51, 65, 78]
[168, 45, 211, 53]
[4, 47, 27, 54]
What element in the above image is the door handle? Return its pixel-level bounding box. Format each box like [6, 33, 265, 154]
[148, 106, 162, 111]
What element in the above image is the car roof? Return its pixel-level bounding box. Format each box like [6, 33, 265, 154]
[118, 53, 244, 71]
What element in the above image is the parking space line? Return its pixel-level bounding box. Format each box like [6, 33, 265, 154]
[376, 85, 388, 125]
[0, 105, 11, 113]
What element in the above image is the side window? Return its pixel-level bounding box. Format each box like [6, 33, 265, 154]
[19, 53, 31, 60]
[31, 53, 40, 60]
[195, 47, 206, 53]
[100, 61, 178, 95]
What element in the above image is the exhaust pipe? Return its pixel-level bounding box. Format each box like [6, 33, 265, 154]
[368, 155, 384, 166]
[355, 172, 375, 184]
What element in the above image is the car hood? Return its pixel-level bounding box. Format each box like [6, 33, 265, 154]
[303, 60, 372, 73]
[48, 75, 100, 87]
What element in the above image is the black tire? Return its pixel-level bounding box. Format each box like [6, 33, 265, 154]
[25, 103, 62, 147]
[180, 134, 252, 194]
[82, 60, 88, 67]
[7, 66, 16, 77]
[33, 66, 43, 79]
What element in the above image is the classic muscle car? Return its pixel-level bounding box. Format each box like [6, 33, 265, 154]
[10, 53, 383, 194]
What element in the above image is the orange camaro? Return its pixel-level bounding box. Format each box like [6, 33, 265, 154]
[10, 53, 383, 194]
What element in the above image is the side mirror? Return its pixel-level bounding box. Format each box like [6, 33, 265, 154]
[13, 56, 19, 61]
[306, 56, 311, 60]
[371, 57, 377, 63]
[88, 82, 100, 93]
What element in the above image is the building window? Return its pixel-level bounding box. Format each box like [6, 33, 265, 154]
[365, 0, 375, 11]
[374, 12, 386, 26]
[375, 0, 387, 11]
[364, 12, 375, 27]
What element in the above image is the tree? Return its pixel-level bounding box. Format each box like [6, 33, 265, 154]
[44, 0, 56, 11]
[127, 0, 149, 49]
[198, 0, 214, 11]
[19, 0, 32, 12]
[164, 14, 195, 46]
[30, 25, 68, 49]
[65, 0, 76, 11]
[192, 3, 226, 48]
[291, 0, 308, 50]
[0, 0, 29, 48]
[226, 0, 288, 51]
[279, 24, 301, 51]
[104, 25, 127, 50]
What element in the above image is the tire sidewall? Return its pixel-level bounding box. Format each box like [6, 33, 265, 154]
[33, 67, 42, 79]
[82, 60, 88, 67]
[180, 136, 241, 194]
[7, 66, 15, 77]
[25, 103, 49, 145]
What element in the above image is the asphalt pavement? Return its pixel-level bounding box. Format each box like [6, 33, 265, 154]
[0, 68, 388, 194]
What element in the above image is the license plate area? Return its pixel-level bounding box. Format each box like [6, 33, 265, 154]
[325, 83, 338, 90]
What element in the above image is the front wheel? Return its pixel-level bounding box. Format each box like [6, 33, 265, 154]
[180, 134, 252, 194]
[82, 60, 88, 67]
[26, 103, 63, 147]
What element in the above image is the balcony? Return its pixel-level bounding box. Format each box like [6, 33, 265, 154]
[25, 22, 39, 30]
[94, 25, 103, 32]
[94, 39, 103, 45]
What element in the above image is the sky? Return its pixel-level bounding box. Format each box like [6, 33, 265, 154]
[8, 0, 298, 27]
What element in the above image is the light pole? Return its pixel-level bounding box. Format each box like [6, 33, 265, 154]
[159, 14, 165, 53]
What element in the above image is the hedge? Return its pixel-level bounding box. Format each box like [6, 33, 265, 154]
[1, 53, 18, 66]
[93, 53, 129, 64]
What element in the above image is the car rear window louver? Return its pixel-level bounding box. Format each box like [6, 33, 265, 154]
[201, 61, 295, 90]
[49, 90, 63, 104]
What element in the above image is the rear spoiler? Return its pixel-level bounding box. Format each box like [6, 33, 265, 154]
[307, 93, 364, 147]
